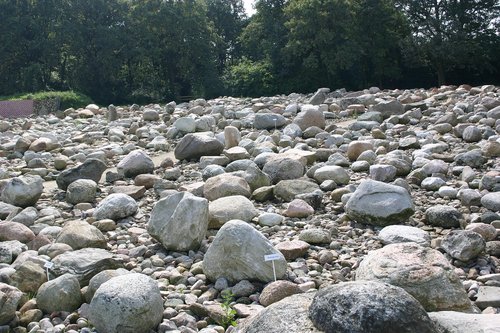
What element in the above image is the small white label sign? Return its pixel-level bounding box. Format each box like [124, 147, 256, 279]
[44, 262, 54, 269]
[264, 254, 281, 261]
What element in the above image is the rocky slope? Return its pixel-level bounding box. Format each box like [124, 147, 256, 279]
[0, 84, 499, 333]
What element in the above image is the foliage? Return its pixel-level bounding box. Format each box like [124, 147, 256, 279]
[223, 57, 275, 97]
[0, 91, 93, 110]
[395, 0, 500, 85]
[0, 0, 498, 103]
[220, 290, 237, 329]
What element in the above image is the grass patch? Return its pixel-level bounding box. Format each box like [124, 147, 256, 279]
[0, 91, 93, 110]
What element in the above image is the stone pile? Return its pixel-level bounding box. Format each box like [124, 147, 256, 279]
[0, 84, 499, 333]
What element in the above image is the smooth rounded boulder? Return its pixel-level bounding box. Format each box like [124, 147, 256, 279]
[1, 175, 43, 208]
[355, 242, 472, 312]
[89, 273, 163, 333]
[345, 180, 414, 226]
[309, 281, 437, 333]
[203, 220, 286, 284]
[174, 134, 224, 161]
[36, 274, 83, 313]
[93, 193, 138, 221]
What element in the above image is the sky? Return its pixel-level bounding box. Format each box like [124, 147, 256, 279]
[243, 0, 256, 16]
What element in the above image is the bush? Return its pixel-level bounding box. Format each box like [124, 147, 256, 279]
[0, 91, 93, 110]
[223, 58, 275, 97]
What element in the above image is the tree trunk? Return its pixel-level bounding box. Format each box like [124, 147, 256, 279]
[437, 62, 446, 86]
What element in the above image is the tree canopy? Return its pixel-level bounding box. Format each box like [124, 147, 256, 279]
[0, 0, 498, 103]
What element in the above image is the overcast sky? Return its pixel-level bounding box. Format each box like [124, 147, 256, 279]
[243, 0, 256, 16]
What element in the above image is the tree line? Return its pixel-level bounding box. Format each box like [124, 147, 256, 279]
[1, 0, 499, 104]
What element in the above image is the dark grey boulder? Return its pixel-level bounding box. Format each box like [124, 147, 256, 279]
[309, 281, 437, 333]
[56, 158, 107, 191]
[174, 134, 224, 161]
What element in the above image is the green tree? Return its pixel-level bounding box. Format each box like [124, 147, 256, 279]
[396, 0, 500, 85]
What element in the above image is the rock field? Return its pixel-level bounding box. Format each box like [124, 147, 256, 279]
[0, 84, 500, 333]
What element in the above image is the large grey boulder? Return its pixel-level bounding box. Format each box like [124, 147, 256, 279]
[238, 293, 320, 333]
[371, 99, 404, 118]
[356, 242, 472, 312]
[116, 150, 154, 178]
[254, 113, 287, 130]
[55, 220, 107, 250]
[1, 175, 43, 208]
[345, 180, 414, 226]
[293, 105, 325, 130]
[482, 192, 500, 212]
[378, 225, 430, 247]
[263, 156, 305, 184]
[0, 240, 27, 264]
[89, 273, 163, 333]
[441, 230, 485, 262]
[51, 248, 124, 286]
[203, 173, 251, 201]
[56, 158, 107, 191]
[208, 195, 258, 228]
[174, 134, 224, 161]
[429, 311, 500, 333]
[203, 220, 286, 283]
[425, 205, 462, 228]
[66, 179, 98, 204]
[93, 193, 138, 221]
[313, 165, 350, 185]
[309, 281, 437, 333]
[36, 274, 83, 313]
[273, 179, 320, 202]
[147, 192, 208, 251]
[0, 283, 23, 325]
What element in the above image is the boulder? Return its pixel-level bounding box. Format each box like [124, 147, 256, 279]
[347, 141, 374, 161]
[293, 105, 325, 130]
[441, 230, 485, 262]
[56, 158, 107, 191]
[313, 165, 350, 185]
[259, 280, 303, 307]
[371, 99, 404, 118]
[425, 205, 462, 228]
[378, 225, 430, 247]
[174, 134, 224, 161]
[0, 283, 23, 325]
[116, 150, 154, 178]
[10, 260, 47, 293]
[89, 273, 163, 333]
[203, 220, 286, 283]
[147, 192, 209, 251]
[275, 240, 310, 260]
[309, 281, 436, 333]
[254, 113, 286, 130]
[482, 192, 500, 212]
[263, 156, 305, 184]
[36, 274, 83, 313]
[208, 195, 258, 228]
[51, 248, 124, 286]
[55, 220, 107, 250]
[238, 293, 320, 333]
[1, 175, 43, 208]
[93, 193, 138, 221]
[345, 180, 414, 226]
[66, 179, 98, 204]
[356, 242, 472, 312]
[273, 179, 319, 202]
[428, 311, 500, 333]
[203, 174, 251, 201]
[0, 220, 35, 244]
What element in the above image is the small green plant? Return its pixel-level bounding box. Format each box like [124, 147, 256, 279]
[27, 291, 37, 300]
[220, 290, 237, 328]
